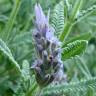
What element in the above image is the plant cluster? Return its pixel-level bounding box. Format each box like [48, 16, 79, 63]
[0, 0, 96, 96]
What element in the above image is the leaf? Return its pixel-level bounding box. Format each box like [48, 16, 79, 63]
[0, 15, 8, 23]
[0, 1, 12, 14]
[0, 39, 12, 56]
[0, 39, 21, 79]
[42, 77, 96, 96]
[74, 5, 96, 25]
[61, 40, 88, 60]
[22, 60, 30, 81]
[75, 57, 91, 79]
[51, 1, 64, 37]
[86, 87, 95, 96]
[62, 32, 92, 47]
[11, 32, 32, 46]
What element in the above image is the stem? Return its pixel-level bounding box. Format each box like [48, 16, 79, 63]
[35, 87, 42, 96]
[73, 5, 96, 25]
[77, 57, 92, 78]
[22, 15, 33, 32]
[59, 0, 83, 42]
[69, 0, 83, 22]
[2, 0, 21, 42]
[61, 32, 92, 48]
[25, 82, 38, 96]
[59, 21, 72, 42]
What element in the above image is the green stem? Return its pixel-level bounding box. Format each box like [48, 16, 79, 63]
[77, 57, 92, 78]
[59, 21, 73, 42]
[35, 87, 42, 96]
[22, 15, 33, 32]
[2, 0, 21, 42]
[69, 0, 83, 21]
[61, 32, 92, 48]
[59, 0, 83, 42]
[25, 82, 38, 96]
[73, 5, 96, 25]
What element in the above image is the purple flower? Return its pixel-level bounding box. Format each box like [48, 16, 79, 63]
[34, 3, 55, 41]
[34, 3, 48, 35]
[32, 3, 66, 87]
[35, 3, 47, 26]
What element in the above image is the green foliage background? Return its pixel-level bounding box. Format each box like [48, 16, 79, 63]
[0, 0, 96, 96]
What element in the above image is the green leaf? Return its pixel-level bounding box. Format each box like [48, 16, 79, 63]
[51, 1, 64, 37]
[0, 39, 21, 79]
[22, 60, 30, 81]
[61, 40, 88, 60]
[0, 15, 8, 23]
[11, 32, 32, 46]
[74, 5, 96, 25]
[62, 32, 92, 47]
[59, 0, 83, 41]
[42, 77, 96, 96]
[86, 87, 95, 96]
[75, 57, 92, 79]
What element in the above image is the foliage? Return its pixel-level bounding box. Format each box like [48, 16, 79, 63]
[43, 77, 96, 96]
[0, 0, 96, 96]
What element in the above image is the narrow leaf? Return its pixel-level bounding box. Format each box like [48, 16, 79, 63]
[42, 77, 96, 96]
[51, 1, 64, 37]
[0, 39, 21, 76]
[62, 32, 92, 47]
[61, 40, 88, 60]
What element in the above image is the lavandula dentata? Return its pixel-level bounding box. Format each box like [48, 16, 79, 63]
[32, 3, 66, 87]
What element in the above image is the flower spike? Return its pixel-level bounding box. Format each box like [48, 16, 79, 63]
[32, 3, 66, 87]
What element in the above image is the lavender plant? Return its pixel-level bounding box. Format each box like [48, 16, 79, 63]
[0, 0, 96, 96]
[32, 3, 66, 87]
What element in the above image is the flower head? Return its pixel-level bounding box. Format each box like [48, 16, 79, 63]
[35, 3, 48, 27]
[32, 3, 66, 87]
[34, 3, 49, 37]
